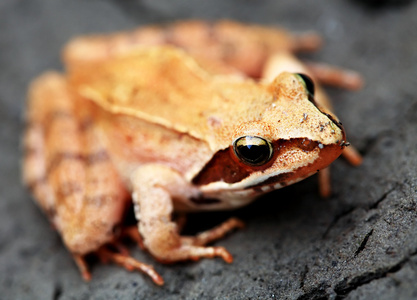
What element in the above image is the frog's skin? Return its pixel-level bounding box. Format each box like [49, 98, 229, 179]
[23, 20, 362, 285]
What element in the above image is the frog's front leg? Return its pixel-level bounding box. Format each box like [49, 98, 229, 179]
[131, 165, 243, 263]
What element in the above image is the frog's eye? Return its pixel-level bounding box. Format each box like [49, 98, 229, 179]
[233, 136, 273, 166]
[296, 73, 315, 96]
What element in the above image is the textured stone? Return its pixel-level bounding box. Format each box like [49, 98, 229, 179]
[1, 1, 416, 299]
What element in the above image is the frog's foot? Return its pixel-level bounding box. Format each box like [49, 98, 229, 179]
[97, 246, 164, 285]
[174, 217, 245, 263]
[142, 218, 244, 264]
[131, 165, 244, 265]
[156, 244, 235, 264]
[73, 245, 164, 285]
[122, 217, 243, 265]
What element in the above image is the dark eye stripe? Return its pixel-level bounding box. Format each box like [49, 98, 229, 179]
[192, 147, 253, 186]
[192, 138, 324, 186]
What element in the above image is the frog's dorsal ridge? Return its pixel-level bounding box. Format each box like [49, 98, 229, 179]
[70, 46, 275, 151]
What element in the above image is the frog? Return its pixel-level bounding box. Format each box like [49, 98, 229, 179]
[23, 20, 362, 285]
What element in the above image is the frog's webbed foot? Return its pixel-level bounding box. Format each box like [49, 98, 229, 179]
[131, 165, 243, 265]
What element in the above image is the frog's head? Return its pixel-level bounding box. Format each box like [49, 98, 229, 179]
[192, 72, 347, 206]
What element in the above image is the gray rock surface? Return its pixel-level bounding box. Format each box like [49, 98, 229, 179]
[1, 1, 417, 299]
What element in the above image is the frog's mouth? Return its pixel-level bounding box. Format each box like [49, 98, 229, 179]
[240, 166, 317, 196]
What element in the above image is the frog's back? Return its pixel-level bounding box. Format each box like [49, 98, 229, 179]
[69, 47, 275, 150]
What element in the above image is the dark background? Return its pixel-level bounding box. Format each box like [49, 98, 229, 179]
[1, 1, 417, 299]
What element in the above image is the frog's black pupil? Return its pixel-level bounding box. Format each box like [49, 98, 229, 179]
[234, 136, 273, 166]
[237, 144, 269, 164]
[297, 73, 315, 96]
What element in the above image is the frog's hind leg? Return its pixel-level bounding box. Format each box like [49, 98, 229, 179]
[23, 73, 164, 284]
[24, 72, 96, 279]
[63, 21, 322, 78]
[305, 62, 363, 91]
[24, 72, 128, 253]
[23, 72, 78, 226]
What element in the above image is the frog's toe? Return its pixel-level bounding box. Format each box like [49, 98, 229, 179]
[186, 245, 234, 263]
[181, 217, 245, 247]
[73, 254, 92, 281]
[153, 245, 234, 264]
[96, 246, 164, 285]
[150, 217, 244, 264]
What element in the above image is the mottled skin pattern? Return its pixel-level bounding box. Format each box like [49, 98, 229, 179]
[23, 20, 362, 285]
